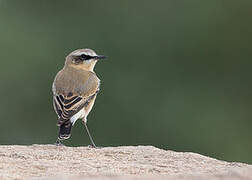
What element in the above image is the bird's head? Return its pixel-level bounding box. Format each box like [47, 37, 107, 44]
[65, 48, 106, 71]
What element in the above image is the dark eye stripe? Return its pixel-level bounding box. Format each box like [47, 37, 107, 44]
[80, 54, 94, 60]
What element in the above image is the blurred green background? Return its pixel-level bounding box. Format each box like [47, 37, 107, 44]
[0, 0, 251, 163]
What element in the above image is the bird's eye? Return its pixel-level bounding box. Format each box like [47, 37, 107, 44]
[80, 54, 93, 61]
[81, 54, 88, 60]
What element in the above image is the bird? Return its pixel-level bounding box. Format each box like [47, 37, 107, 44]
[52, 48, 106, 147]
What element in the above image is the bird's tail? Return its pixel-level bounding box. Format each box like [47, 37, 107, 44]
[58, 123, 72, 140]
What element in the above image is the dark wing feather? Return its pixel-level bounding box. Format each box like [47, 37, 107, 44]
[53, 93, 96, 126]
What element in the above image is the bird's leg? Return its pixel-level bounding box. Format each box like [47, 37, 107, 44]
[82, 120, 97, 148]
[54, 138, 64, 146]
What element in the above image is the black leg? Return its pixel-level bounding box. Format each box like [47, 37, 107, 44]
[83, 121, 97, 148]
[54, 138, 64, 146]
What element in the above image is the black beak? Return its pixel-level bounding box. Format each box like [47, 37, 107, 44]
[95, 55, 106, 60]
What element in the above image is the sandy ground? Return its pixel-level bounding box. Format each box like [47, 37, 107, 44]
[0, 145, 251, 180]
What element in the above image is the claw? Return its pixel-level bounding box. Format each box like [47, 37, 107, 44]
[88, 144, 96, 148]
[54, 139, 65, 146]
[88, 145, 103, 149]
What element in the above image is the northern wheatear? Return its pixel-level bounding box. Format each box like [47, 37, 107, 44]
[52, 48, 106, 147]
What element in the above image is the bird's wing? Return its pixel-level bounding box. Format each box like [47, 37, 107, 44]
[53, 92, 96, 126]
[52, 70, 100, 126]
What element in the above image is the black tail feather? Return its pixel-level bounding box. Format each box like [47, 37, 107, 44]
[58, 123, 72, 140]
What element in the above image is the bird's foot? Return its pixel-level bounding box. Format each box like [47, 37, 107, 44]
[54, 139, 65, 146]
[54, 142, 65, 146]
[88, 144, 103, 149]
[88, 144, 96, 148]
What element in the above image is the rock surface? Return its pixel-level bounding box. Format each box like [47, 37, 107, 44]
[0, 145, 251, 180]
